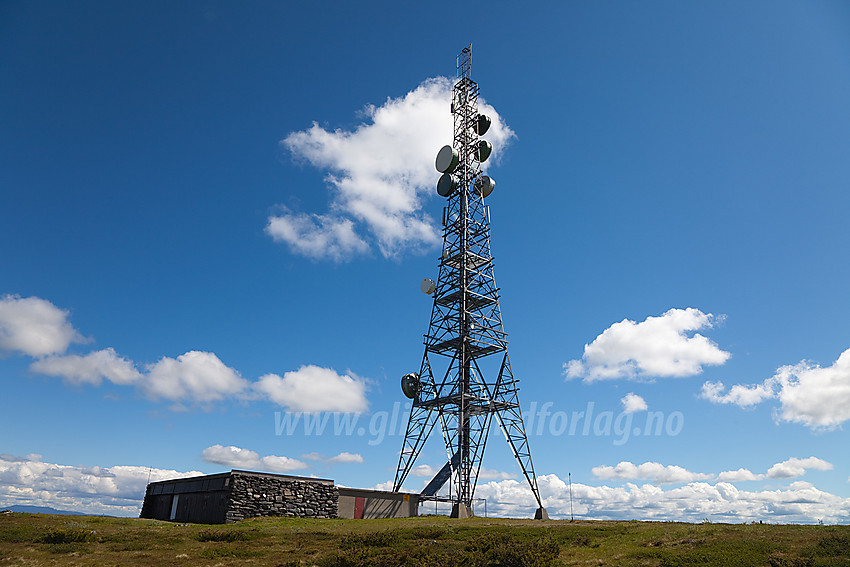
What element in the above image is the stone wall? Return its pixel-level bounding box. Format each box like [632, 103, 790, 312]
[224, 471, 338, 522]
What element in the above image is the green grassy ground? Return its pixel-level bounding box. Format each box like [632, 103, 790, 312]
[1, 512, 848, 566]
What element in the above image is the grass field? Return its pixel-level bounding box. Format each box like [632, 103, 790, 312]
[1, 512, 849, 566]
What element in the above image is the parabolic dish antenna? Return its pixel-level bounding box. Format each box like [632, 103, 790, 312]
[401, 373, 420, 399]
[474, 175, 495, 198]
[474, 114, 491, 135]
[437, 173, 458, 197]
[435, 145, 460, 173]
[420, 278, 436, 295]
[476, 140, 492, 162]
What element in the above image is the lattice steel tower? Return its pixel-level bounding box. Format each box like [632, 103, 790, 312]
[393, 46, 547, 520]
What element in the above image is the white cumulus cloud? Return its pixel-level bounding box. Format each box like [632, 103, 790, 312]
[474, 474, 850, 523]
[10, 295, 372, 412]
[268, 77, 515, 261]
[7, 450, 845, 523]
[266, 213, 368, 262]
[30, 347, 142, 386]
[700, 380, 775, 407]
[772, 351, 850, 428]
[371, 480, 396, 492]
[201, 445, 307, 474]
[144, 351, 248, 403]
[31, 347, 251, 406]
[0, 294, 86, 357]
[28, 344, 372, 412]
[621, 393, 648, 414]
[478, 467, 518, 481]
[302, 452, 364, 464]
[593, 458, 832, 486]
[327, 452, 364, 464]
[766, 457, 833, 479]
[411, 464, 438, 478]
[591, 461, 713, 485]
[0, 453, 200, 516]
[10, 295, 250, 406]
[717, 468, 765, 482]
[564, 308, 730, 382]
[701, 348, 850, 429]
[254, 365, 368, 413]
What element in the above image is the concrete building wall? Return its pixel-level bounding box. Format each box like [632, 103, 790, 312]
[337, 488, 419, 519]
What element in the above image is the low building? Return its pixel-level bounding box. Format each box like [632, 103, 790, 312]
[140, 470, 419, 523]
[337, 487, 419, 519]
[140, 470, 337, 523]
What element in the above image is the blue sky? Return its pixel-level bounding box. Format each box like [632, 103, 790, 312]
[2, 1, 850, 522]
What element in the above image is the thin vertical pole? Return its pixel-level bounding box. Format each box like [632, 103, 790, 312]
[569, 472, 574, 522]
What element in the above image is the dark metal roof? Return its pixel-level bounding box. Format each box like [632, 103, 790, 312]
[146, 469, 334, 488]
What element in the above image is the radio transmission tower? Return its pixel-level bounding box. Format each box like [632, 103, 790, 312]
[393, 45, 547, 520]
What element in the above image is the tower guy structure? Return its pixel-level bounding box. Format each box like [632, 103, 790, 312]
[393, 46, 547, 520]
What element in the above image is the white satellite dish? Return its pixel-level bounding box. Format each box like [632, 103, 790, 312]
[420, 278, 436, 295]
[435, 145, 459, 173]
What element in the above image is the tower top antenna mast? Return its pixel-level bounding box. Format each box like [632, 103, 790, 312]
[457, 44, 472, 80]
